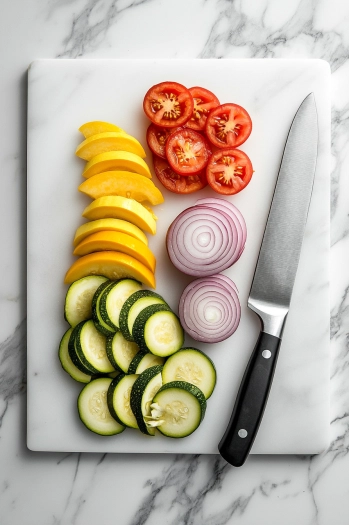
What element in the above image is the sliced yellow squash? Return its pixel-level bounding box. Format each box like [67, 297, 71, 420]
[82, 151, 152, 179]
[82, 196, 157, 235]
[73, 231, 156, 273]
[64, 251, 155, 288]
[76, 132, 146, 161]
[78, 171, 164, 205]
[79, 121, 124, 138]
[73, 218, 148, 247]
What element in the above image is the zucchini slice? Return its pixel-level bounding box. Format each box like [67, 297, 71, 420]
[128, 351, 166, 374]
[59, 328, 91, 383]
[107, 374, 139, 428]
[68, 322, 96, 375]
[130, 365, 163, 435]
[119, 290, 166, 341]
[147, 381, 206, 438]
[99, 278, 142, 331]
[162, 348, 216, 399]
[78, 377, 125, 435]
[106, 331, 139, 372]
[64, 275, 108, 327]
[132, 304, 184, 356]
[75, 319, 115, 374]
[92, 280, 116, 336]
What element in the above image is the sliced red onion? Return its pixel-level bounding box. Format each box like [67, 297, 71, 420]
[166, 199, 246, 277]
[179, 274, 241, 343]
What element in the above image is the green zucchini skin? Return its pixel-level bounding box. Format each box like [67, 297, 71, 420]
[106, 331, 139, 373]
[132, 304, 171, 352]
[107, 374, 126, 425]
[68, 321, 96, 375]
[130, 365, 163, 436]
[59, 328, 91, 383]
[78, 377, 125, 436]
[99, 278, 142, 331]
[119, 290, 166, 341]
[64, 275, 108, 327]
[91, 280, 116, 336]
[128, 352, 166, 374]
[128, 351, 148, 374]
[132, 304, 184, 356]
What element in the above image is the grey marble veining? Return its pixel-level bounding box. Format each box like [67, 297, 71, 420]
[1, 0, 349, 523]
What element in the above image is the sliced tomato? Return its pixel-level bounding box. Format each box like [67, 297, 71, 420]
[206, 148, 253, 195]
[146, 124, 178, 159]
[153, 156, 207, 194]
[186, 87, 220, 131]
[165, 128, 210, 175]
[143, 82, 194, 128]
[205, 103, 252, 148]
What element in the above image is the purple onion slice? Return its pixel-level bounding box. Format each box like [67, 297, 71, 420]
[179, 274, 241, 343]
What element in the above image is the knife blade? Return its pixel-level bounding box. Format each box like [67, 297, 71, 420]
[218, 93, 318, 467]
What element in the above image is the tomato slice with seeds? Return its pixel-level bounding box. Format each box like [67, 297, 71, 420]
[165, 128, 210, 175]
[146, 124, 179, 159]
[143, 82, 194, 128]
[186, 87, 220, 131]
[153, 156, 207, 194]
[206, 148, 253, 195]
[205, 103, 252, 148]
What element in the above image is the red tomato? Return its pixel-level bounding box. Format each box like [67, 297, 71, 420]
[146, 124, 176, 159]
[165, 128, 210, 175]
[153, 156, 207, 194]
[143, 82, 194, 128]
[205, 103, 252, 148]
[186, 87, 220, 131]
[206, 148, 253, 195]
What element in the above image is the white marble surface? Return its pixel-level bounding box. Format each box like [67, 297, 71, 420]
[1, 0, 349, 523]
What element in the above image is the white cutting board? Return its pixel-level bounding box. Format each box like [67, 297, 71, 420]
[27, 59, 330, 454]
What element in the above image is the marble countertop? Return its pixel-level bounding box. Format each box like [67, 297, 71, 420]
[0, 0, 348, 523]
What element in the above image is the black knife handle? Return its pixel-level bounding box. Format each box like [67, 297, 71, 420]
[218, 332, 281, 467]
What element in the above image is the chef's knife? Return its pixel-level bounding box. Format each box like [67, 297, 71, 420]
[218, 93, 318, 467]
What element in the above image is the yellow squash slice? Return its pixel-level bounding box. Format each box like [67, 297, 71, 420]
[76, 132, 146, 161]
[73, 231, 156, 273]
[82, 151, 152, 179]
[64, 251, 155, 288]
[82, 196, 157, 235]
[73, 218, 148, 247]
[79, 121, 124, 138]
[78, 171, 164, 205]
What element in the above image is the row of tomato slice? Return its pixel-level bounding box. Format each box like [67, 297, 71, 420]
[143, 81, 253, 195]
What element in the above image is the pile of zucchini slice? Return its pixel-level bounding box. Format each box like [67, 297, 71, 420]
[59, 275, 216, 438]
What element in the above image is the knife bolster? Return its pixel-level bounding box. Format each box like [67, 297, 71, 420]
[248, 298, 288, 338]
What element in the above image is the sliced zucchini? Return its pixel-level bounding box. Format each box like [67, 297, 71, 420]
[128, 351, 166, 374]
[106, 331, 139, 372]
[146, 381, 206, 438]
[132, 304, 184, 356]
[162, 348, 216, 399]
[78, 377, 125, 435]
[59, 328, 91, 383]
[119, 290, 166, 341]
[92, 280, 116, 336]
[64, 275, 108, 327]
[130, 365, 163, 435]
[68, 322, 96, 375]
[99, 278, 142, 330]
[107, 374, 139, 428]
[75, 319, 115, 374]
